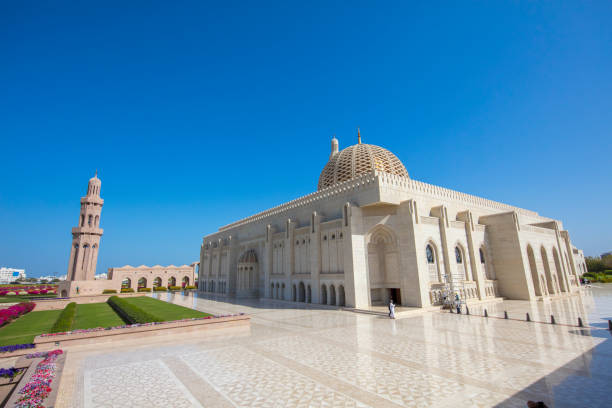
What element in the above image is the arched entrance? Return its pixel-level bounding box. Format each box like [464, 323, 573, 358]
[527, 245, 542, 296]
[367, 225, 401, 305]
[292, 284, 297, 302]
[182, 276, 190, 287]
[298, 282, 305, 302]
[138, 277, 147, 289]
[338, 285, 345, 306]
[121, 278, 131, 289]
[553, 247, 567, 292]
[168, 276, 176, 287]
[237, 250, 259, 297]
[61, 289, 68, 297]
[320, 284, 327, 305]
[329, 285, 336, 306]
[541, 247, 556, 294]
[307, 284, 312, 303]
[153, 277, 162, 287]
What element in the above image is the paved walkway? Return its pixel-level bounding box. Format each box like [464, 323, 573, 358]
[55, 285, 612, 408]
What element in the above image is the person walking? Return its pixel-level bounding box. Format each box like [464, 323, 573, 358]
[389, 299, 396, 319]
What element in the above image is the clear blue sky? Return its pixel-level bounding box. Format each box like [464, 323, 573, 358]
[1, 1, 610, 277]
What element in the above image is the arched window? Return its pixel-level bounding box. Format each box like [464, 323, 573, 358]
[455, 247, 463, 263]
[95, 215, 99, 226]
[479, 248, 485, 264]
[426, 245, 435, 264]
[88, 215, 92, 226]
[80, 215, 84, 226]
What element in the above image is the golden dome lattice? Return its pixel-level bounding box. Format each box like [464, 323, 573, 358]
[318, 142, 409, 190]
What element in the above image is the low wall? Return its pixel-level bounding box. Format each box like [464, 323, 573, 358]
[33, 314, 250, 348]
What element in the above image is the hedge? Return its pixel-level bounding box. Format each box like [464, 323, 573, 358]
[184, 285, 197, 290]
[102, 289, 117, 294]
[138, 288, 152, 292]
[50, 302, 77, 333]
[120, 288, 135, 293]
[106, 296, 162, 324]
[153, 286, 167, 291]
[168, 286, 182, 291]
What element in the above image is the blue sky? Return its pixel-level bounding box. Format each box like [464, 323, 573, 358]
[1, 1, 610, 277]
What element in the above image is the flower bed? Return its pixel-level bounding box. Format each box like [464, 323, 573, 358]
[0, 343, 35, 354]
[0, 302, 35, 326]
[38, 313, 246, 337]
[0, 367, 24, 379]
[14, 350, 63, 408]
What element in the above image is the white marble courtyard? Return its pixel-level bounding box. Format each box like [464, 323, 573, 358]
[57, 286, 612, 408]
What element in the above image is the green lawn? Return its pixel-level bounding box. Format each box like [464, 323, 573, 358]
[0, 294, 58, 303]
[0, 297, 210, 346]
[122, 296, 211, 320]
[72, 303, 125, 329]
[0, 310, 62, 346]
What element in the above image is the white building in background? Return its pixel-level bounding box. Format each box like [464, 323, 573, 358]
[199, 133, 587, 309]
[0, 268, 26, 284]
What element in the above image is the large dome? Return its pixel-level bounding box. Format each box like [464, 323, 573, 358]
[318, 136, 409, 190]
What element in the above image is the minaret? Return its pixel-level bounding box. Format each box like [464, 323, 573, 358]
[330, 135, 339, 159]
[66, 172, 104, 281]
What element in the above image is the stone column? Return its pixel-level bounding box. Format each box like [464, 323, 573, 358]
[397, 200, 430, 307]
[264, 225, 274, 298]
[309, 212, 322, 304]
[431, 206, 456, 293]
[457, 210, 486, 300]
[342, 204, 370, 309]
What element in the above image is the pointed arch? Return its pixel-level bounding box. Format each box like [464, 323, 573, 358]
[320, 284, 328, 305]
[330, 284, 336, 306]
[527, 245, 542, 296]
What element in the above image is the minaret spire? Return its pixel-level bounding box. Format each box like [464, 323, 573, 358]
[357, 128, 361, 144]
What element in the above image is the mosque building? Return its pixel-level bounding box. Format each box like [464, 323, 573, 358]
[198, 132, 587, 309]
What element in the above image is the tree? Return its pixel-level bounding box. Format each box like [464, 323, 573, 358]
[585, 257, 605, 272]
[603, 254, 612, 269]
[51, 278, 60, 283]
[40, 279, 48, 284]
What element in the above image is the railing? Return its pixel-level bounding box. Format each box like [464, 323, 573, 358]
[460, 281, 478, 300]
[484, 280, 498, 298]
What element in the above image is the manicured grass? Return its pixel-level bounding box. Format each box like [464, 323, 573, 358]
[122, 296, 211, 321]
[73, 303, 125, 329]
[0, 294, 58, 303]
[0, 310, 62, 346]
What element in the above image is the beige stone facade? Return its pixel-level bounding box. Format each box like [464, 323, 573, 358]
[199, 136, 587, 309]
[107, 264, 197, 289]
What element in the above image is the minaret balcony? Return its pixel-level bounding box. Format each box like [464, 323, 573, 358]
[72, 226, 104, 235]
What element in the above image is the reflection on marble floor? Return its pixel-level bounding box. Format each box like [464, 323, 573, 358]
[57, 285, 612, 408]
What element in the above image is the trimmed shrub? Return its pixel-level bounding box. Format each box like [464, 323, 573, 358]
[102, 289, 117, 294]
[50, 302, 77, 333]
[137, 287, 152, 292]
[153, 286, 167, 292]
[184, 285, 197, 290]
[106, 296, 162, 324]
[168, 286, 182, 291]
[120, 288, 135, 293]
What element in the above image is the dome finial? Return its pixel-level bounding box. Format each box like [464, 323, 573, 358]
[94, 169, 98, 178]
[357, 128, 361, 144]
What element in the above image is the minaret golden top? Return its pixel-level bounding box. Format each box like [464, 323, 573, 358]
[357, 128, 361, 144]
